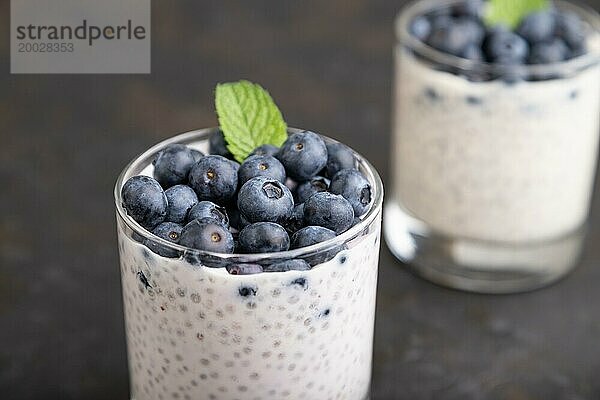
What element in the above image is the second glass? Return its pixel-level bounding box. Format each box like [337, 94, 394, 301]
[385, 0, 600, 293]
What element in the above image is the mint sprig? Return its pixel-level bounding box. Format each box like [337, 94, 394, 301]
[215, 80, 288, 163]
[484, 0, 549, 29]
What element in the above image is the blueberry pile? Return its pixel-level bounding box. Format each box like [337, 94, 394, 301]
[121, 130, 372, 274]
[409, 0, 589, 80]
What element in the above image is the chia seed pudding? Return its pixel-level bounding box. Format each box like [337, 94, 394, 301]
[115, 128, 383, 400]
[385, 0, 600, 291]
[393, 46, 600, 242]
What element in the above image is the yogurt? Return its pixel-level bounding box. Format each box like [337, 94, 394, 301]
[391, 45, 600, 243]
[115, 131, 382, 400]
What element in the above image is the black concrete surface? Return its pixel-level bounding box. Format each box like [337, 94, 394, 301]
[1, 1, 600, 399]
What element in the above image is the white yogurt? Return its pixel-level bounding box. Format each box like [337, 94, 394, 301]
[118, 219, 380, 400]
[391, 47, 600, 243]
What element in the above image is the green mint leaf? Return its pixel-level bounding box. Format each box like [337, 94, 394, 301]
[484, 0, 549, 29]
[215, 80, 288, 163]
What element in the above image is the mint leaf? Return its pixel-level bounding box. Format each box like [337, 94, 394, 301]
[484, 0, 549, 29]
[215, 80, 287, 163]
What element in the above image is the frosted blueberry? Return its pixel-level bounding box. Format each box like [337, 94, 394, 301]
[146, 222, 184, 257]
[188, 155, 240, 203]
[188, 201, 229, 227]
[325, 143, 357, 178]
[304, 192, 354, 234]
[165, 185, 198, 223]
[238, 177, 294, 224]
[153, 144, 197, 188]
[294, 176, 330, 204]
[249, 144, 279, 157]
[329, 169, 372, 217]
[238, 155, 286, 186]
[179, 218, 235, 253]
[276, 131, 328, 181]
[263, 259, 311, 272]
[122, 175, 168, 230]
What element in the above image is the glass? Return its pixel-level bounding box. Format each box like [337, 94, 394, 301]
[115, 128, 383, 400]
[385, 0, 600, 293]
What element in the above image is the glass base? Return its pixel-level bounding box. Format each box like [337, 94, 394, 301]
[384, 202, 586, 294]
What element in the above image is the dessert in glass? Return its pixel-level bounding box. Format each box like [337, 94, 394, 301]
[385, 0, 600, 292]
[114, 82, 383, 400]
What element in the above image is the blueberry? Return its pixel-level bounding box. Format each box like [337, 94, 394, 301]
[329, 169, 372, 217]
[483, 28, 529, 63]
[188, 155, 240, 203]
[190, 149, 204, 162]
[567, 43, 587, 60]
[152, 144, 197, 188]
[186, 252, 231, 268]
[424, 87, 441, 101]
[452, 0, 483, 17]
[409, 16, 431, 41]
[462, 44, 484, 60]
[164, 184, 198, 223]
[517, 11, 556, 43]
[290, 226, 344, 266]
[303, 192, 354, 234]
[318, 308, 331, 318]
[209, 130, 233, 158]
[284, 203, 305, 235]
[137, 271, 152, 289]
[430, 9, 452, 20]
[131, 231, 145, 244]
[461, 18, 486, 44]
[238, 155, 286, 186]
[179, 218, 235, 253]
[226, 263, 263, 275]
[263, 259, 311, 272]
[496, 63, 525, 84]
[276, 131, 328, 181]
[289, 277, 308, 290]
[466, 95, 483, 105]
[239, 222, 290, 253]
[427, 17, 485, 57]
[188, 201, 229, 227]
[249, 144, 279, 157]
[294, 176, 330, 204]
[290, 226, 336, 249]
[325, 143, 356, 178]
[237, 177, 294, 223]
[529, 38, 569, 64]
[430, 14, 452, 28]
[238, 285, 258, 297]
[146, 222, 183, 257]
[555, 12, 586, 51]
[121, 175, 168, 229]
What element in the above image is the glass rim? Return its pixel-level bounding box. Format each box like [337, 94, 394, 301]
[395, 0, 600, 77]
[114, 127, 384, 264]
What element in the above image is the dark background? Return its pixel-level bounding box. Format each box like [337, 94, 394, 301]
[2, 1, 600, 399]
